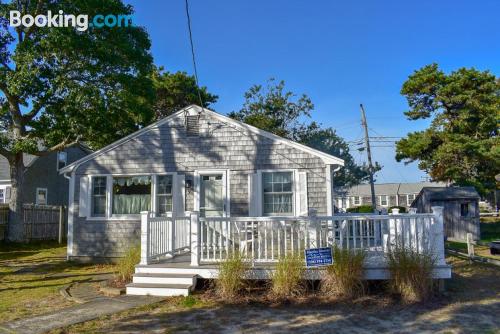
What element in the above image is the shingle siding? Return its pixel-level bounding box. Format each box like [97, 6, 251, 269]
[70, 112, 330, 258]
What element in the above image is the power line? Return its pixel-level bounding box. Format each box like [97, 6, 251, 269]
[184, 0, 204, 107]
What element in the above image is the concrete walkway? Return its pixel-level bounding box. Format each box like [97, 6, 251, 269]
[0, 288, 162, 334]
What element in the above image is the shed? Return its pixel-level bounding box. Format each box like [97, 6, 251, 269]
[412, 187, 480, 241]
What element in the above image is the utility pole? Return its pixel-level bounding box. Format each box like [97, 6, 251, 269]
[360, 104, 377, 211]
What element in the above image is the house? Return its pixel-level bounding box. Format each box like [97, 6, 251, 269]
[59, 105, 451, 296]
[59, 105, 344, 261]
[412, 187, 481, 241]
[334, 182, 447, 212]
[0, 145, 91, 206]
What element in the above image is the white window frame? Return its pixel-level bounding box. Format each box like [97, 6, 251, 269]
[36, 187, 48, 205]
[353, 196, 361, 206]
[260, 169, 295, 216]
[87, 173, 182, 221]
[56, 151, 68, 171]
[378, 195, 388, 207]
[406, 193, 416, 205]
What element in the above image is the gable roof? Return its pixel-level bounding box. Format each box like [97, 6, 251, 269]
[0, 143, 93, 181]
[60, 105, 344, 174]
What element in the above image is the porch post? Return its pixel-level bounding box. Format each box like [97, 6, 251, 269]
[139, 211, 150, 265]
[431, 206, 446, 265]
[190, 211, 200, 266]
[307, 211, 318, 249]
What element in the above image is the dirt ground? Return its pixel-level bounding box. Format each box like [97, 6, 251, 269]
[53, 255, 500, 334]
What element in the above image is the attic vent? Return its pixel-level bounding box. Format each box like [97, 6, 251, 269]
[186, 115, 199, 136]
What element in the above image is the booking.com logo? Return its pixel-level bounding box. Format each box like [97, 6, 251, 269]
[9, 10, 133, 32]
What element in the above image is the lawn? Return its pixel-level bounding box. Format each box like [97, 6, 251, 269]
[49, 254, 500, 334]
[480, 217, 500, 242]
[0, 242, 115, 323]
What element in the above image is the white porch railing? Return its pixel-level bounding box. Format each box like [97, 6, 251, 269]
[139, 212, 190, 265]
[141, 207, 445, 267]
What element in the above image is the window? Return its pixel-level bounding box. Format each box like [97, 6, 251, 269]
[353, 196, 361, 205]
[262, 171, 293, 215]
[407, 194, 416, 205]
[112, 176, 151, 215]
[36, 188, 48, 205]
[340, 197, 347, 209]
[91, 177, 107, 216]
[460, 203, 469, 217]
[157, 175, 173, 215]
[379, 195, 388, 207]
[0, 189, 4, 204]
[57, 151, 67, 170]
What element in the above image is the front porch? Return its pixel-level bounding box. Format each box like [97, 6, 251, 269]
[126, 208, 452, 296]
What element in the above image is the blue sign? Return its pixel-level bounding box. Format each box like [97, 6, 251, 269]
[305, 247, 333, 267]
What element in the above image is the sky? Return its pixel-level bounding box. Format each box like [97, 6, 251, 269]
[125, 0, 499, 184]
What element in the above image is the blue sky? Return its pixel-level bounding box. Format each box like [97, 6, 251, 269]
[126, 0, 499, 183]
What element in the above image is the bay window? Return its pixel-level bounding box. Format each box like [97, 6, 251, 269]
[112, 176, 151, 215]
[262, 171, 293, 215]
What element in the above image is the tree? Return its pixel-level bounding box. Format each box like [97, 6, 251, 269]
[229, 78, 313, 139]
[0, 0, 154, 240]
[230, 78, 378, 187]
[152, 67, 218, 119]
[396, 64, 500, 194]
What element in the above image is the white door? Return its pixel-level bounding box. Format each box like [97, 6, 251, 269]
[199, 172, 228, 217]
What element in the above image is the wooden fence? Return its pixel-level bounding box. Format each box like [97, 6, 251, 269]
[0, 204, 8, 241]
[0, 204, 66, 242]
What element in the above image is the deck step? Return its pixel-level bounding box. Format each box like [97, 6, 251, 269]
[132, 273, 197, 285]
[126, 283, 192, 297]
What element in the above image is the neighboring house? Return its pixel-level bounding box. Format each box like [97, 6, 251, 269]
[334, 182, 448, 212]
[0, 145, 92, 206]
[412, 187, 481, 241]
[59, 105, 345, 261]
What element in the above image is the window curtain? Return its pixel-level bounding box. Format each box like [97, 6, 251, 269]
[113, 194, 151, 214]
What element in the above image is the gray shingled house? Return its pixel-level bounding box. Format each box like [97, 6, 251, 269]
[0, 145, 91, 206]
[59, 105, 345, 261]
[412, 187, 481, 241]
[333, 182, 447, 212]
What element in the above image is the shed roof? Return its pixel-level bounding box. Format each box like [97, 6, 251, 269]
[419, 187, 480, 200]
[338, 182, 447, 197]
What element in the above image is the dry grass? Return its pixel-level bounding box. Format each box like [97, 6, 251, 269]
[322, 246, 366, 299]
[116, 244, 140, 282]
[215, 252, 249, 300]
[387, 246, 435, 303]
[269, 253, 305, 300]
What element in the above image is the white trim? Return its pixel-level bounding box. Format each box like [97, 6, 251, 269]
[378, 195, 389, 207]
[194, 169, 230, 217]
[260, 169, 297, 216]
[60, 105, 344, 174]
[35, 187, 48, 205]
[326, 165, 333, 216]
[67, 171, 75, 258]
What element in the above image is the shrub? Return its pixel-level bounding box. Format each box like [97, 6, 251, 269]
[322, 246, 366, 298]
[346, 205, 374, 213]
[270, 253, 305, 300]
[388, 206, 407, 213]
[216, 252, 248, 300]
[387, 246, 435, 303]
[116, 244, 141, 282]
